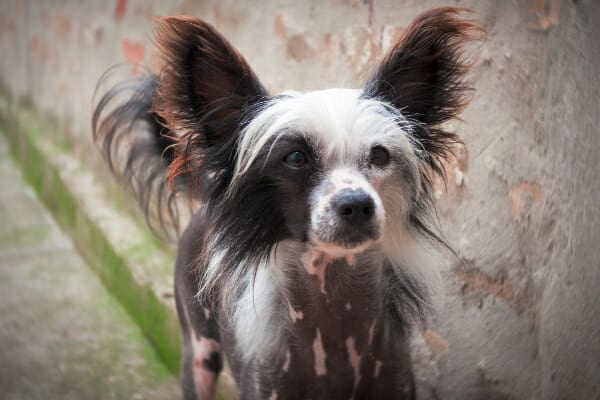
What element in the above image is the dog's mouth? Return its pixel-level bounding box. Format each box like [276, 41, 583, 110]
[308, 210, 384, 257]
[308, 234, 381, 258]
[309, 219, 382, 255]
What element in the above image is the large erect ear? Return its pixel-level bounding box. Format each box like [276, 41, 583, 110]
[363, 7, 483, 174]
[151, 16, 268, 189]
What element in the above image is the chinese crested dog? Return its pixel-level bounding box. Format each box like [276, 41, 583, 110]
[93, 7, 481, 400]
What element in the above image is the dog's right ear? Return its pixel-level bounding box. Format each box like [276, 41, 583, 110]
[152, 16, 268, 188]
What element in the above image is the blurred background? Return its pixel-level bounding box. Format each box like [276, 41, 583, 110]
[0, 0, 599, 399]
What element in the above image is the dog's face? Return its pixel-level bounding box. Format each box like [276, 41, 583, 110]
[154, 10, 481, 264]
[231, 89, 421, 257]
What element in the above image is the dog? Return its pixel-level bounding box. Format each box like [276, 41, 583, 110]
[92, 7, 481, 400]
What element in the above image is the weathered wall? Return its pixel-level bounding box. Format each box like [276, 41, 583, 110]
[1, 0, 599, 399]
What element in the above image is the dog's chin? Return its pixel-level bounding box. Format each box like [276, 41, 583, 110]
[309, 235, 381, 258]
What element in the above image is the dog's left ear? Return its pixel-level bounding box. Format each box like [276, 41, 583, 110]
[364, 7, 483, 174]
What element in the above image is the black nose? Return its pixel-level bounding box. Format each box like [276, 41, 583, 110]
[332, 189, 375, 225]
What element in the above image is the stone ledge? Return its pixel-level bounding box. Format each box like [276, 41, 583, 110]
[0, 103, 235, 399]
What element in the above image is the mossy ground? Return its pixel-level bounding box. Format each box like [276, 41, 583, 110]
[0, 102, 235, 399]
[0, 107, 182, 374]
[0, 133, 180, 399]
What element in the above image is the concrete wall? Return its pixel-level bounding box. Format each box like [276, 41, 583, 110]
[1, 0, 599, 398]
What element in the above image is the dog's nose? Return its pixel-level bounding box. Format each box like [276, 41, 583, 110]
[332, 189, 375, 225]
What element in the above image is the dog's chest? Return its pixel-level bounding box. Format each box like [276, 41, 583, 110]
[253, 251, 415, 400]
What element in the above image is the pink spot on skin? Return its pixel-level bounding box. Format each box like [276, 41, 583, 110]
[283, 349, 291, 372]
[191, 335, 220, 399]
[288, 300, 304, 323]
[344, 254, 356, 266]
[203, 307, 210, 320]
[368, 320, 376, 345]
[302, 250, 332, 296]
[374, 360, 383, 377]
[182, 302, 220, 400]
[346, 337, 362, 393]
[269, 390, 278, 400]
[313, 329, 327, 376]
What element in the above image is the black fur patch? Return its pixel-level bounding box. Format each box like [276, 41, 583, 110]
[202, 351, 223, 374]
[202, 134, 322, 298]
[92, 68, 181, 237]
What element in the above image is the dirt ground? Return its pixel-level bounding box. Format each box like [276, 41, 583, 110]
[0, 134, 180, 399]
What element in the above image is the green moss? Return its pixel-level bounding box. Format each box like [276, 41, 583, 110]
[0, 103, 235, 397]
[0, 106, 181, 374]
[81, 219, 181, 372]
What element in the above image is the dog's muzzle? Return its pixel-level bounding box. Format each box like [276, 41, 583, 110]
[310, 170, 385, 253]
[330, 188, 379, 246]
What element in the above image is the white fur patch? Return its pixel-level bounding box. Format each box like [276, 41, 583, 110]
[232, 264, 284, 361]
[198, 245, 226, 296]
[380, 229, 443, 312]
[232, 88, 417, 187]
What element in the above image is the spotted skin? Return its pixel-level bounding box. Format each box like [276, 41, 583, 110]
[175, 213, 223, 400]
[177, 212, 415, 400]
[262, 251, 415, 400]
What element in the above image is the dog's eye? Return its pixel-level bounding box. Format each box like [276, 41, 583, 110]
[284, 151, 307, 168]
[369, 146, 389, 166]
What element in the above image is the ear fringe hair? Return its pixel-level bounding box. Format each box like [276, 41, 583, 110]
[382, 260, 434, 330]
[92, 65, 188, 239]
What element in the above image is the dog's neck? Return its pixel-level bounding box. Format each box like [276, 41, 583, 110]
[287, 247, 382, 325]
[231, 244, 414, 398]
[285, 247, 383, 372]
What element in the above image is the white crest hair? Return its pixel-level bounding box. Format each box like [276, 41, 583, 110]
[232, 89, 423, 189]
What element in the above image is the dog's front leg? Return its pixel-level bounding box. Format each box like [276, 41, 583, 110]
[175, 243, 222, 400]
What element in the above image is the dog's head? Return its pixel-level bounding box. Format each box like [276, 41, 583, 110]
[154, 8, 481, 264]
